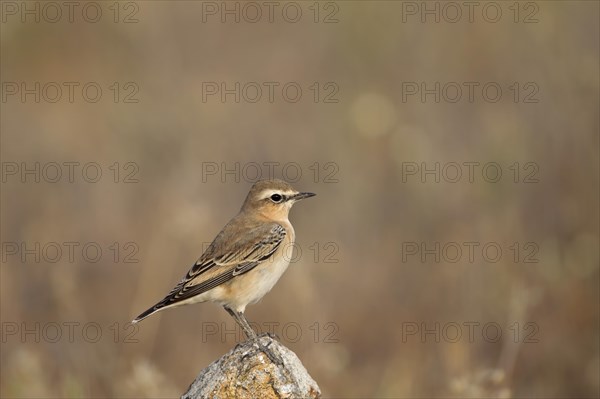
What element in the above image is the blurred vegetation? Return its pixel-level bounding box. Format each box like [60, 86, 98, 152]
[1, 1, 598, 398]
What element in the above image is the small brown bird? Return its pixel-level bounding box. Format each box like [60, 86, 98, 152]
[132, 179, 315, 362]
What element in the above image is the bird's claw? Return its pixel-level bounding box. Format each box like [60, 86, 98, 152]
[252, 337, 283, 365]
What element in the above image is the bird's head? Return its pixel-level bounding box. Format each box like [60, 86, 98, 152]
[241, 179, 315, 220]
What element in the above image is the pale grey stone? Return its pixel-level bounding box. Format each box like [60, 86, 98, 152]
[182, 336, 321, 399]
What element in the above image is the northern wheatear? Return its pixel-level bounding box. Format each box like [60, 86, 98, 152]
[132, 179, 315, 362]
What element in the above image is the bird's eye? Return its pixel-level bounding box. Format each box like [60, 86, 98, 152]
[270, 194, 283, 203]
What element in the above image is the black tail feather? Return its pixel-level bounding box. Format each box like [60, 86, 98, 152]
[132, 302, 165, 323]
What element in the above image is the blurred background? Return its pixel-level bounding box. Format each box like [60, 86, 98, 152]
[1, 1, 598, 398]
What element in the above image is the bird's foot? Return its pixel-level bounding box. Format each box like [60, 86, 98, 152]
[251, 336, 283, 365]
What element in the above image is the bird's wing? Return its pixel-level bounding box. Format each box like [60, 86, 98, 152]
[158, 222, 286, 307]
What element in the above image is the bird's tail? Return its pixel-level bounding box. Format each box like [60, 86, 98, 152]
[131, 301, 167, 324]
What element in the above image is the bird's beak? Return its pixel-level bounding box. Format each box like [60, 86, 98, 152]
[291, 192, 316, 201]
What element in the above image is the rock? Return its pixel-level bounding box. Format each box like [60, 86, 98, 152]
[182, 336, 321, 399]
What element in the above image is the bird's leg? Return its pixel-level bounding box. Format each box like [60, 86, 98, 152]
[259, 331, 280, 340]
[237, 311, 283, 365]
[224, 306, 256, 339]
[223, 306, 283, 365]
